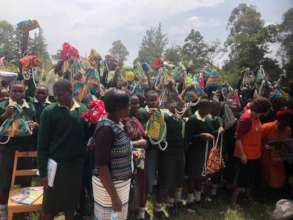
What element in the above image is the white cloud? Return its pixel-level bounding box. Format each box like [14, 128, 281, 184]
[188, 16, 201, 29]
[0, 0, 224, 63]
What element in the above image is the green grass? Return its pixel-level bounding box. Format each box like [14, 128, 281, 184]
[24, 189, 278, 220]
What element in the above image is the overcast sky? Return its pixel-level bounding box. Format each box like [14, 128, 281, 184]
[0, 0, 292, 65]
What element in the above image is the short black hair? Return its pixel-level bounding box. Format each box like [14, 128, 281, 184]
[53, 79, 72, 94]
[250, 96, 271, 114]
[103, 89, 129, 114]
[145, 90, 159, 99]
[9, 81, 25, 90]
[36, 84, 48, 90]
[196, 98, 211, 109]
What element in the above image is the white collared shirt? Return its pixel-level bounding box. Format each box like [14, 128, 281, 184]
[57, 99, 80, 112]
[8, 98, 30, 109]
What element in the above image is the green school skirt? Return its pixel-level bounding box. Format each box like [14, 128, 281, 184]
[43, 158, 84, 214]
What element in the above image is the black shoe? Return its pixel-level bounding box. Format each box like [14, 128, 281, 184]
[73, 213, 83, 220]
[171, 203, 179, 217]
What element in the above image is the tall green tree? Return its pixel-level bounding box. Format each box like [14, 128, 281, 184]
[279, 8, 293, 79]
[137, 23, 168, 64]
[29, 28, 52, 67]
[0, 20, 18, 62]
[225, 3, 266, 69]
[181, 29, 215, 73]
[164, 46, 181, 65]
[224, 3, 280, 84]
[109, 40, 129, 64]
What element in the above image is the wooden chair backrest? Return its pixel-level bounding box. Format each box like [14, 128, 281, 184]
[10, 150, 38, 189]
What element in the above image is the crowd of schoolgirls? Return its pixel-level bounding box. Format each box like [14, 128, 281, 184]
[0, 75, 292, 220]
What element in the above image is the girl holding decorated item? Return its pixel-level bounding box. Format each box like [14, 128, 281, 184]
[156, 101, 185, 218]
[0, 81, 37, 220]
[135, 90, 164, 218]
[232, 96, 271, 204]
[38, 80, 88, 220]
[185, 99, 215, 208]
[261, 109, 292, 190]
[122, 95, 148, 220]
[208, 101, 225, 198]
[90, 89, 133, 220]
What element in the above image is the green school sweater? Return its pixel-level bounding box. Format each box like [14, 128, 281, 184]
[27, 97, 51, 124]
[37, 102, 88, 178]
[0, 99, 36, 149]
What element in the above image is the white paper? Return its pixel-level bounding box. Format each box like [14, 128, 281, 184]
[47, 159, 57, 187]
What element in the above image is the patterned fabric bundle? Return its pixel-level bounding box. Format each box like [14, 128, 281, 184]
[92, 177, 130, 220]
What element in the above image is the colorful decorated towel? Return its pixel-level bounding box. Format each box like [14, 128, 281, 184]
[256, 66, 265, 82]
[199, 71, 205, 90]
[146, 109, 168, 151]
[60, 42, 79, 61]
[142, 63, 150, 73]
[205, 71, 224, 89]
[20, 55, 42, 71]
[73, 68, 100, 104]
[88, 49, 101, 68]
[184, 75, 203, 102]
[132, 83, 145, 96]
[124, 70, 135, 82]
[152, 57, 163, 71]
[271, 88, 288, 101]
[104, 55, 118, 71]
[0, 104, 33, 144]
[82, 100, 107, 124]
[173, 66, 185, 83]
[184, 88, 201, 103]
[17, 19, 39, 33]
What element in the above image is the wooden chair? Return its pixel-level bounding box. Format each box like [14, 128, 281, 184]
[7, 151, 43, 220]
